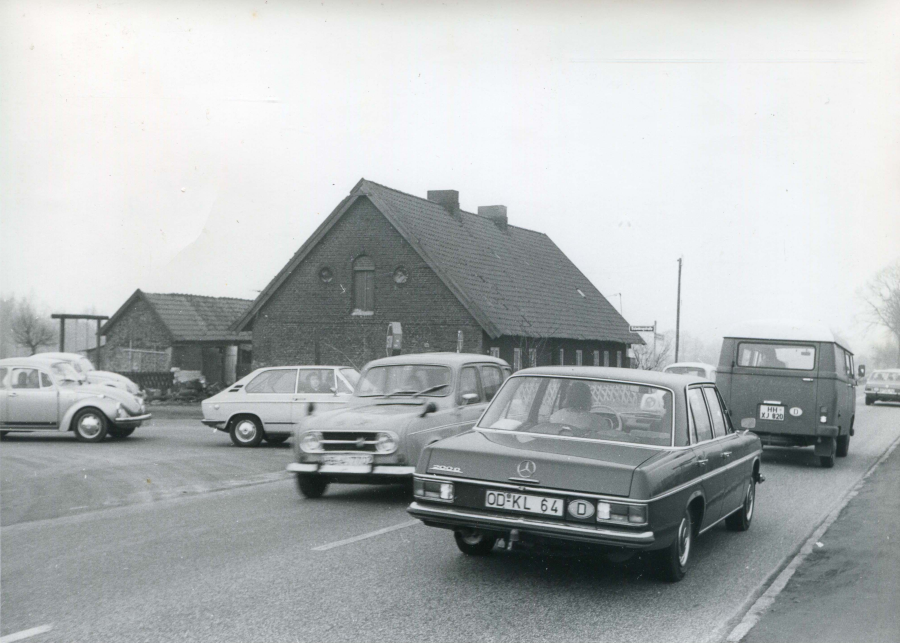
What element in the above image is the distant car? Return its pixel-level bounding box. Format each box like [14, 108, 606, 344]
[289, 353, 511, 498]
[33, 352, 143, 399]
[663, 362, 717, 381]
[407, 367, 763, 582]
[864, 369, 900, 405]
[201, 365, 361, 447]
[0, 357, 151, 441]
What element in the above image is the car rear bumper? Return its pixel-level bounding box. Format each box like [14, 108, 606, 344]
[407, 501, 655, 548]
[287, 463, 416, 476]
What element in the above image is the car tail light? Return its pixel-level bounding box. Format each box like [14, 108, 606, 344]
[820, 406, 828, 424]
[596, 501, 647, 526]
[413, 479, 454, 502]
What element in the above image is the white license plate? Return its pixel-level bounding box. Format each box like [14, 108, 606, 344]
[759, 405, 785, 421]
[484, 490, 564, 516]
[322, 454, 373, 467]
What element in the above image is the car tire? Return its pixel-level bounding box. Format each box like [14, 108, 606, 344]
[108, 427, 136, 439]
[454, 529, 497, 556]
[73, 408, 108, 443]
[264, 435, 289, 445]
[230, 417, 264, 447]
[726, 479, 755, 532]
[295, 473, 328, 498]
[865, 396, 873, 406]
[658, 507, 693, 582]
[836, 434, 850, 458]
[819, 440, 836, 468]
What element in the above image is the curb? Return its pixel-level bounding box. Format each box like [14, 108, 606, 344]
[712, 431, 900, 643]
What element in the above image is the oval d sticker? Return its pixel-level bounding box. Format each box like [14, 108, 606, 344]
[790, 407, 803, 417]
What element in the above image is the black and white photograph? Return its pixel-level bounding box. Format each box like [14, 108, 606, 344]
[1, 1, 899, 642]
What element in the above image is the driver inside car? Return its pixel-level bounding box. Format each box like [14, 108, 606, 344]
[549, 382, 611, 433]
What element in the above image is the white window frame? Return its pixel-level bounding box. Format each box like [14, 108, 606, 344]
[489, 347, 500, 358]
[558, 348, 564, 365]
[593, 350, 600, 366]
[603, 350, 610, 367]
[616, 351, 623, 368]
[513, 348, 522, 371]
[529, 348, 537, 368]
[575, 350, 583, 366]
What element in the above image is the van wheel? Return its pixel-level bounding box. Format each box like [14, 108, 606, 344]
[230, 417, 263, 447]
[454, 529, 497, 556]
[657, 507, 693, 582]
[865, 396, 873, 406]
[819, 440, 836, 468]
[73, 409, 108, 442]
[726, 479, 755, 531]
[836, 434, 850, 458]
[295, 474, 328, 498]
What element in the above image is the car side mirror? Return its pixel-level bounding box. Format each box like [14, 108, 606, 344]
[330, 386, 338, 396]
[420, 401, 437, 418]
[857, 365, 866, 378]
[307, 402, 316, 416]
[462, 392, 479, 405]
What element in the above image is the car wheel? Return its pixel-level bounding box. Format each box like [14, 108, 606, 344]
[819, 440, 836, 468]
[295, 473, 328, 498]
[726, 479, 756, 532]
[73, 408, 108, 443]
[264, 435, 289, 445]
[454, 528, 498, 556]
[865, 396, 873, 406]
[109, 426, 136, 439]
[836, 434, 850, 458]
[658, 507, 693, 582]
[230, 417, 263, 447]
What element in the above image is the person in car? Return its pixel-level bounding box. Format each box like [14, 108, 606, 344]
[550, 382, 603, 431]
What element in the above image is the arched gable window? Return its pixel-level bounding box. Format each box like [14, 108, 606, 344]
[353, 256, 375, 313]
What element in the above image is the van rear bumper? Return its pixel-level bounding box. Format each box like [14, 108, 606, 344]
[756, 424, 838, 447]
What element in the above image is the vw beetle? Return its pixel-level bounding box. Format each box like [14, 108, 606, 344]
[407, 367, 763, 582]
[0, 357, 150, 441]
[289, 353, 510, 498]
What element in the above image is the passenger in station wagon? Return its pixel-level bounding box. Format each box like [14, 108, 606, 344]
[549, 381, 611, 432]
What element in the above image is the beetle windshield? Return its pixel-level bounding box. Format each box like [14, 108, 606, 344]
[77, 357, 95, 372]
[50, 362, 83, 384]
[477, 376, 674, 447]
[356, 365, 451, 397]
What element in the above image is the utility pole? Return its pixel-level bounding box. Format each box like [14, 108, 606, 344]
[675, 257, 683, 362]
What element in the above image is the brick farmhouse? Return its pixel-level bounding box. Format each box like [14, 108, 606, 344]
[233, 179, 642, 371]
[100, 290, 253, 385]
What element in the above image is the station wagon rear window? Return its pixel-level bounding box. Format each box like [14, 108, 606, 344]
[737, 343, 816, 370]
[356, 365, 451, 397]
[478, 376, 674, 447]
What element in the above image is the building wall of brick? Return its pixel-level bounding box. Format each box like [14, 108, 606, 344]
[252, 197, 485, 369]
[101, 297, 173, 372]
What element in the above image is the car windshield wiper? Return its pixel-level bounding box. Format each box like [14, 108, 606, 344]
[384, 383, 449, 398]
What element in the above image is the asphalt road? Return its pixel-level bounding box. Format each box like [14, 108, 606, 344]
[2, 398, 899, 642]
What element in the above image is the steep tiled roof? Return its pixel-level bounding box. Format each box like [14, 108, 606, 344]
[104, 290, 252, 342]
[235, 179, 642, 345]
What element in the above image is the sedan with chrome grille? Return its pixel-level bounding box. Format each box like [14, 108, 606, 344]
[289, 353, 510, 498]
[407, 367, 763, 582]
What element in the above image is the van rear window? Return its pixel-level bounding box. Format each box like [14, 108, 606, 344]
[737, 343, 816, 370]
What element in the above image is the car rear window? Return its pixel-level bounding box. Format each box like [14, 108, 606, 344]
[666, 366, 707, 377]
[737, 342, 816, 370]
[478, 376, 674, 447]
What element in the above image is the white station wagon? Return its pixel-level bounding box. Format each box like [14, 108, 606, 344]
[201, 365, 360, 447]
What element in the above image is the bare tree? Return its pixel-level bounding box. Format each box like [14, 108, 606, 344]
[10, 299, 56, 355]
[862, 259, 900, 367]
[633, 333, 673, 371]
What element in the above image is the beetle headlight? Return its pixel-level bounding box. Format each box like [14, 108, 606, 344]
[300, 431, 324, 453]
[375, 432, 398, 454]
[116, 403, 127, 419]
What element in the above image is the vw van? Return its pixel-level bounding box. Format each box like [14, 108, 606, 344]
[716, 320, 860, 468]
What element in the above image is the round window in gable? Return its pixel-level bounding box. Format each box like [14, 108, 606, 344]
[318, 267, 334, 283]
[392, 266, 409, 285]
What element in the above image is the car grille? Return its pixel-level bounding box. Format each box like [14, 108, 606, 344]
[321, 431, 380, 452]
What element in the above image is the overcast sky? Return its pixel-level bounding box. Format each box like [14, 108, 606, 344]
[2, 0, 898, 354]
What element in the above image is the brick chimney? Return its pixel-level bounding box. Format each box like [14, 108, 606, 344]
[478, 205, 508, 231]
[427, 190, 460, 218]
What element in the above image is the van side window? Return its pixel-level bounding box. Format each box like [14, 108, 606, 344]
[703, 387, 727, 438]
[738, 342, 816, 370]
[688, 388, 713, 443]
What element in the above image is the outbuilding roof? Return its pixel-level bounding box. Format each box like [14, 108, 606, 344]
[724, 319, 852, 352]
[102, 290, 253, 343]
[234, 179, 642, 345]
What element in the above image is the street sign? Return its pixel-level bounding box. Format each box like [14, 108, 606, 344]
[629, 325, 655, 333]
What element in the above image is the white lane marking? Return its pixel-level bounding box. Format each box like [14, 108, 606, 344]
[722, 430, 900, 642]
[312, 519, 420, 551]
[0, 624, 54, 643]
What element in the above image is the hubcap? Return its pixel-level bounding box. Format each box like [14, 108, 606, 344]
[746, 483, 755, 520]
[78, 414, 102, 438]
[677, 516, 691, 567]
[460, 529, 483, 545]
[235, 420, 257, 442]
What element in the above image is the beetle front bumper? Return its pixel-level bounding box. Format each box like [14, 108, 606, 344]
[407, 501, 655, 548]
[113, 413, 152, 427]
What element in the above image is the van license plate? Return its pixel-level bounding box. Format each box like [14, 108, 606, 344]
[759, 405, 785, 421]
[484, 491, 564, 516]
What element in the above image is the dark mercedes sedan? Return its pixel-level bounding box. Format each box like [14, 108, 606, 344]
[408, 367, 763, 581]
